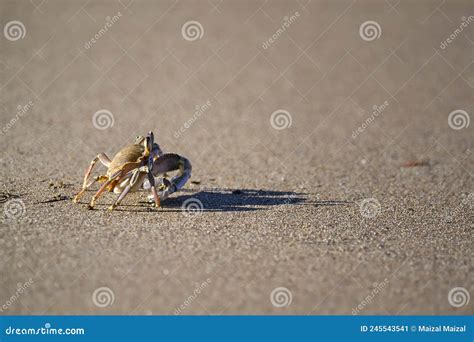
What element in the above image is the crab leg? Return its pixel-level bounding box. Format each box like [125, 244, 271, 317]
[143, 134, 162, 208]
[108, 184, 132, 211]
[73, 153, 111, 203]
[147, 171, 162, 208]
[88, 170, 121, 209]
[108, 168, 142, 210]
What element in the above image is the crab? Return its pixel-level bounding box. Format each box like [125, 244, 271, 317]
[73, 132, 191, 210]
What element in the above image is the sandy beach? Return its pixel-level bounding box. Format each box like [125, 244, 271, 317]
[0, 0, 472, 315]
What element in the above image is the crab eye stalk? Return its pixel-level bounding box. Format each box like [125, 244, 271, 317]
[144, 136, 152, 156]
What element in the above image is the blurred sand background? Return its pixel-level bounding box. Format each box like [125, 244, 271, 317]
[0, 0, 472, 314]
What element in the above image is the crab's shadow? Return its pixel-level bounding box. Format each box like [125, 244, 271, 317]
[112, 188, 352, 213]
[160, 188, 304, 212]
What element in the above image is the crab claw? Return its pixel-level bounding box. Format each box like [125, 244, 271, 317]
[144, 153, 192, 202]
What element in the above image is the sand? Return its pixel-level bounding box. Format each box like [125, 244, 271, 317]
[0, 0, 472, 315]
